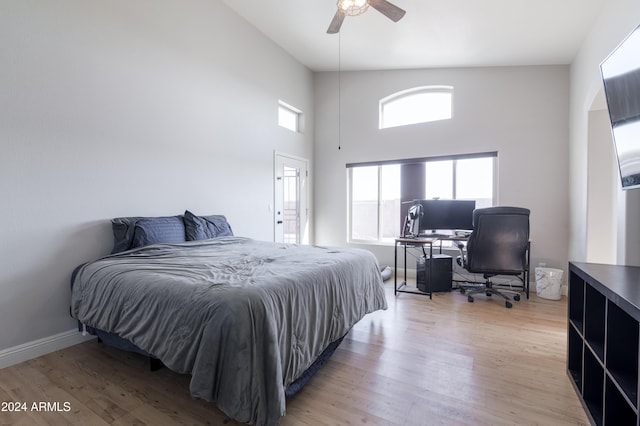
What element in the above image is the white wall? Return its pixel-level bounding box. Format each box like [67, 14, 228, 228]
[585, 108, 617, 263]
[570, 0, 640, 265]
[0, 0, 314, 352]
[314, 66, 570, 273]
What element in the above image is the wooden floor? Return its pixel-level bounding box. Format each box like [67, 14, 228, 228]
[0, 281, 589, 425]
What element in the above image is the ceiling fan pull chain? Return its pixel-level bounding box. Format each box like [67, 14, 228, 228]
[338, 31, 342, 151]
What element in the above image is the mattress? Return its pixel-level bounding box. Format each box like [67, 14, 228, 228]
[70, 237, 387, 425]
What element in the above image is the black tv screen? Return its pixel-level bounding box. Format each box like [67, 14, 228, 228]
[601, 24, 640, 190]
[415, 199, 476, 233]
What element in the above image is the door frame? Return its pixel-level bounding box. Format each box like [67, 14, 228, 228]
[274, 151, 310, 244]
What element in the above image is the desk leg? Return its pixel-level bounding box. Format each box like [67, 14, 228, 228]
[428, 243, 433, 299]
[394, 242, 398, 295]
[526, 241, 531, 299]
[402, 244, 406, 286]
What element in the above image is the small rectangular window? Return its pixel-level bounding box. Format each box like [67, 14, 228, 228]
[278, 101, 302, 133]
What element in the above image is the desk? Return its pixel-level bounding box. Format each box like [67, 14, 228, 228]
[394, 235, 530, 299]
[394, 237, 439, 298]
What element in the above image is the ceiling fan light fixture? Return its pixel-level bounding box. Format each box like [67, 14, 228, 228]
[328, 0, 404, 34]
[337, 0, 369, 16]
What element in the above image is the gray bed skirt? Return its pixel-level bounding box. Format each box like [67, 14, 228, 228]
[78, 322, 344, 398]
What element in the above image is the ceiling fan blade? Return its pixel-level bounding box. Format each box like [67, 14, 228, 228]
[368, 0, 406, 22]
[327, 10, 346, 34]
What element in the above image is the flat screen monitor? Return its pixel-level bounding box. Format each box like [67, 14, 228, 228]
[600, 24, 640, 190]
[414, 199, 476, 233]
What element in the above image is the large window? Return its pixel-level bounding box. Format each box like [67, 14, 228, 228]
[349, 165, 400, 242]
[348, 153, 496, 243]
[425, 156, 494, 209]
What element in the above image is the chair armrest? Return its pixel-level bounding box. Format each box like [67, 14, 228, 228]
[456, 242, 466, 268]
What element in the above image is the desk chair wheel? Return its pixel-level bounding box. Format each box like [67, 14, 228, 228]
[486, 291, 492, 297]
[514, 294, 521, 302]
[505, 301, 513, 309]
[467, 295, 474, 303]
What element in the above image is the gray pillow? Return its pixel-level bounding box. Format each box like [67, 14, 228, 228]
[130, 216, 186, 249]
[184, 210, 233, 241]
[111, 216, 144, 254]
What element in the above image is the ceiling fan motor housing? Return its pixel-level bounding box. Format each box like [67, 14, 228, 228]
[337, 0, 369, 16]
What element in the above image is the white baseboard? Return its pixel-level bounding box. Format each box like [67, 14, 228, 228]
[0, 329, 95, 370]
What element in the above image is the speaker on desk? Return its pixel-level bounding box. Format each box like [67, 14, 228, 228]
[417, 254, 452, 293]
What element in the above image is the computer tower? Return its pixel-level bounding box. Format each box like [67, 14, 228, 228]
[416, 254, 452, 293]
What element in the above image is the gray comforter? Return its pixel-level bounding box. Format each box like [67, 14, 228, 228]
[70, 237, 387, 425]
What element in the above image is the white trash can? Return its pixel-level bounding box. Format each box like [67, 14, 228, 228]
[535, 267, 563, 300]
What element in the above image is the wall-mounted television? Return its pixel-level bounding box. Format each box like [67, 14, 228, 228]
[600, 24, 640, 190]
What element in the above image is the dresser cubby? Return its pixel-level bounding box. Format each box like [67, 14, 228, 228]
[568, 262, 640, 426]
[568, 271, 585, 333]
[606, 376, 636, 425]
[606, 301, 638, 408]
[584, 284, 606, 361]
[568, 325, 583, 389]
[583, 347, 604, 425]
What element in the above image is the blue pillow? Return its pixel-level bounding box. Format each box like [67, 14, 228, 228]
[130, 216, 186, 249]
[184, 210, 233, 241]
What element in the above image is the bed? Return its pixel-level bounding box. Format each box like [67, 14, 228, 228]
[70, 211, 387, 425]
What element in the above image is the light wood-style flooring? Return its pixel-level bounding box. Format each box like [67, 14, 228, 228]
[0, 281, 589, 425]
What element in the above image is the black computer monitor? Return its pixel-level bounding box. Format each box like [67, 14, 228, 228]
[414, 199, 476, 234]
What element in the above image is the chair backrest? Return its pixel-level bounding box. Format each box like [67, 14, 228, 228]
[465, 206, 530, 275]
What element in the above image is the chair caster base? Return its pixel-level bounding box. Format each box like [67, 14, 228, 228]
[506, 301, 513, 308]
[514, 294, 521, 302]
[468, 295, 474, 303]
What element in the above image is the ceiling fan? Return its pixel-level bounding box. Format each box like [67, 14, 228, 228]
[327, 0, 406, 34]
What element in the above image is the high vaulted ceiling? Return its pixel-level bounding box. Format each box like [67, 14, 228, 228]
[221, 0, 606, 72]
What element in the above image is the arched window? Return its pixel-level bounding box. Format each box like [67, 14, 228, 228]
[379, 86, 453, 129]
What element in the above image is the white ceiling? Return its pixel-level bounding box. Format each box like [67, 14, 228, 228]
[221, 0, 606, 72]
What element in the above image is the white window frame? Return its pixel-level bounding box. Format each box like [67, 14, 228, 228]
[425, 156, 498, 207]
[379, 85, 453, 129]
[278, 100, 303, 133]
[347, 152, 497, 245]
[348, 166, 384, 244]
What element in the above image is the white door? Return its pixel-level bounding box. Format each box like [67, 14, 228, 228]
[274, 153, 309, 244]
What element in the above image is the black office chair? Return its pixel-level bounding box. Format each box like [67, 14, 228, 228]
[456, 206, 530, 308]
